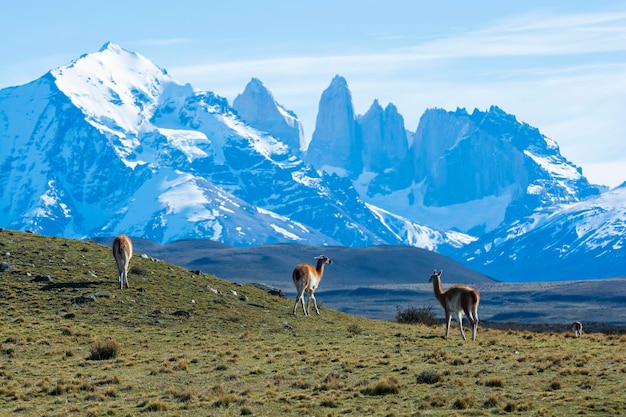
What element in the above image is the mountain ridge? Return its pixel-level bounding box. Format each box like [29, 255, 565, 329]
[1, 42, 624, 282]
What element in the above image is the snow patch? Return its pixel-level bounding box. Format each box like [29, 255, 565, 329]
[157, 128, 209, 162]
[356, 179, 514, 234]
[158, 172, 214, 221]
[269, 224, 302, 240]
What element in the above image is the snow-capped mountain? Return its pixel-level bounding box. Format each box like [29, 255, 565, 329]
[1, 43, 317, 244]
[0, 42, 460, 249]
[456, 183, 626, 281]
[1, 42, 624, 281]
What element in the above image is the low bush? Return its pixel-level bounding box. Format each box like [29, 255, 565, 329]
[416, 370, 442, 385]
[395, 305, 438, 325]
[485, 377, 505, 387]
[452, 395, 475, 410]
[87, 337, 121, 360]
[361, 376, 401, 396]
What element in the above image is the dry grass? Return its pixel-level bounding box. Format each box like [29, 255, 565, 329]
[87, 337, 121, 360]
[0, 229, 624, 416]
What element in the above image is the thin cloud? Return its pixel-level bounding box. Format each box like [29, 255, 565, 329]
[164, 9, 626, 188]
[402, 11, 626, 58]
[169, 10, 626, 86]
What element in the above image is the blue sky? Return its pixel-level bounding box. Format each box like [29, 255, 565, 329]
[2, 0, 625, 187]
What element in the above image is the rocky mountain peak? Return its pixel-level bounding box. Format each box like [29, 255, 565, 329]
[407, 106, 601, 235]
[359, 99, 409, 178]
[305, 75, 360, 176]
[232, 78, 304, 152]
[99, 41, 123, 53]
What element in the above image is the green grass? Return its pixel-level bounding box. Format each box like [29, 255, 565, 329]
[0, 229, 625, 416]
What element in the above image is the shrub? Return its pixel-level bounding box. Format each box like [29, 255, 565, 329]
[361, 376, 401, 396]
[213, 394, 236, 408]
[88, 337, 121, 360]
[104, 387, 118, 398]
[547, 380, 561, 391]
[48, 380, 72, 396]
[144, 400, 167, 412]
[291, 379, 311, 389]
[320, 399, 339, 408]
[452, 395, 475, 410]
[483, 395, 499, 408]
[504, 402, 516, 413]
[347, 324, 363, 335]
[129, 265, 147, 275]
[318, 374, 341, 391]
[485, 377, 505, 387]
[395, 305, 438, 325]
[173, 359, 190, 371]
[172, 388, 195, 403]
[416, 370, 442, 385]
[420, 394, 447, 408]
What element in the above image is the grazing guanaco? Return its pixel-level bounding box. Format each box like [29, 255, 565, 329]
[112, 234, 133, 289]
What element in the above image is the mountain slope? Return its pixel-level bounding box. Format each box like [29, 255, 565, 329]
[458, 184, 626, 281]
[357, 106, 602, 236]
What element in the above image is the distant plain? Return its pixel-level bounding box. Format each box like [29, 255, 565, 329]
[95, 237, 626, 329]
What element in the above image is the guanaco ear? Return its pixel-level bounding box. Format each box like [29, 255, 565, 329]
[438, 270, 442, 276]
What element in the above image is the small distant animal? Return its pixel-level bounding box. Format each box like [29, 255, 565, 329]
[112, 234, 133, 289]
[292, 255, 332, 316]
[428, 270, 480, 341]
[571, 321, 583, 337]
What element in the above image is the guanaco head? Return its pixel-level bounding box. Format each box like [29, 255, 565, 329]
[428, 270, 442, 283]
[315, 255, 332, 265]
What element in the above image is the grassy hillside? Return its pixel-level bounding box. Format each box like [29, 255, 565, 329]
[1, 229, 624, 416]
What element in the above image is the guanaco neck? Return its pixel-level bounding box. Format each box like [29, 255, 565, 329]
[431, 276, 445, 301]
[315, 259, 326, 276]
